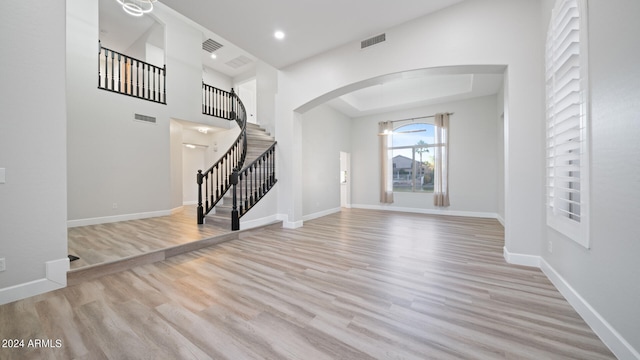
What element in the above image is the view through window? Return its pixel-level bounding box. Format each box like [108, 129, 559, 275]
[390, 123, 437, 193]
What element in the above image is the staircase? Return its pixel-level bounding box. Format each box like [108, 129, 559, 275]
[204, 123, 276, 226]
[199, 84, 277, 229]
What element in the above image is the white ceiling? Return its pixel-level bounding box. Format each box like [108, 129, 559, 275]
[99, 0, 504, 118]
[159, 0, 465, 69]
[327, 73, 504, 118]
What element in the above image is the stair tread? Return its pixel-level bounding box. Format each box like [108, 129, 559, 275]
[206, 122, 276, 225]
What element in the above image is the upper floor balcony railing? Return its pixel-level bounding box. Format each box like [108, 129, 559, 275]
[98, 41, 166, 104]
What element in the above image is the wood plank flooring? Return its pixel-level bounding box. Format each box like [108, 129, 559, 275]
[67, 206, 231, 269]
[1, 209, 615, 359]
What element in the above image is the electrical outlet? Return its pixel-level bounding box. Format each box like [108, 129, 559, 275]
[112, 203, 118, 209]
[0, 258, 6, 272]
[547, 241, 553, 253]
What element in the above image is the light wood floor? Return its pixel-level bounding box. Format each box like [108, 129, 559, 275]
[1, 209, 614, 359]
[67, 205, 231, 269]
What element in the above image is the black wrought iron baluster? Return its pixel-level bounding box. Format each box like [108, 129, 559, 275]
[239, 172, 244, 215]
[260, 157, 265, 195]
[244, 168, 249, 211]
[152, 67, 156, 102]
[209, 167, 214, 206]
[254, 163, 258, 204]
[98, 44, 102, 88]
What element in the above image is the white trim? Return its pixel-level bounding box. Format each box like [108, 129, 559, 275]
[351, 203, 499, 220]
[67, 209, 177, 227]
[541, 259, 640, 360]
[183, 200, 198, 206]
[0, 258, 69, 305]
[278, 214, 303, 229]
[239, 214, 281, 230]
[302, 207, 341, 222]
[502, 246, 541, 268]
[169, 206, 184, 215]
[496, 214, 505, 227]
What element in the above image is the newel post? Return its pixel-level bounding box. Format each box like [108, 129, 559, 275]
[197, 170, 204, 224]
[230, 88, 237, 120]
[230, 170, 240, 231]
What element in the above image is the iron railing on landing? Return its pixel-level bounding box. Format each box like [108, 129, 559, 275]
[98, 41, 166, 104]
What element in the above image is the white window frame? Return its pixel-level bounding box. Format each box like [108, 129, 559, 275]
[545, 0, 590, 248]
[389, 122, 439, 193]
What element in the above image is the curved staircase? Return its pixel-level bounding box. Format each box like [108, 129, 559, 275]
[205, 123, 275, 226]
[198, 84, 277, 230]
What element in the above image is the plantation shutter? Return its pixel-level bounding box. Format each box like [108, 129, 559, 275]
[545, 0, 589, 247]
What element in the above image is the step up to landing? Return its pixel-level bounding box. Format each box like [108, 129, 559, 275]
[67, 221, 282, 285]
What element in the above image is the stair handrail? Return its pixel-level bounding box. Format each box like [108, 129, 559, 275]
[230, 142, 278, 230]
[197, 85, 247, 224]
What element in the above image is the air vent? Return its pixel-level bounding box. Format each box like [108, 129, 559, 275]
[361, 33, 386, 49]
[202, 39, 223, 53]
[134, 113, 156, 124]
[225, 55, 252, 69]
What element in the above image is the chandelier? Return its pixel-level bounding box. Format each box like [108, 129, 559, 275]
[116, 0, 157, 17]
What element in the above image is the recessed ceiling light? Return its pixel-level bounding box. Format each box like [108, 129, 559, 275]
[210, 53, 217, 59]
[274, 30, 285, 40]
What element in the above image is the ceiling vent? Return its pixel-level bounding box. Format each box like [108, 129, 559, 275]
[361, 33, 386, 49]
[134, 113, 156, 124]
[202, 39, 223, 53]
[225, 55, 252, 69]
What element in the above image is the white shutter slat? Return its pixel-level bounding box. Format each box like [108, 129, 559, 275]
[546, 0, 589, 244]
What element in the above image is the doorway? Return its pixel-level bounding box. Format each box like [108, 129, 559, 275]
[340, 151, 351, 208]
[238, 79, 257, 124]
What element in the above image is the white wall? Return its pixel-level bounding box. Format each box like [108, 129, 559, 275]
[301, 104, 352, 217]
[496, 83, 505, 223]
[169, 120, 183, 209]
[203, 66, 232, 90]
[350, 95, 499, 216]
[275, 0, 543, 251]
[67, 0, 231, 225]
[256, 61, 279, 136]
[182, 146, 206, 204]
[0, 0, 69, 303]
[540, 0, 640, 358]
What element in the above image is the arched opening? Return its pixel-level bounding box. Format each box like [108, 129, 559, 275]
[296, 65, 506, 222]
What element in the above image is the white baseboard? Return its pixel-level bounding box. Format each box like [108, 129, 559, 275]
[496, 214, 505, 227]
[183, 200, 198, 206]
[67, 209, 176, 227]
[0, 258, 69, 305]
[540, 259, 640, 360]
[240, 214, 281, 230]
[502, 246, 541, 267]
[279, 214, 303, 229]
[302, 207, 341, 222]
[351, 203, 499, 220]
[501, 249, 638, 359]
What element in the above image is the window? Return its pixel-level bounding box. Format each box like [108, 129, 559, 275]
[545, 0, 590, 247]
[389, 123, 437, 193]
